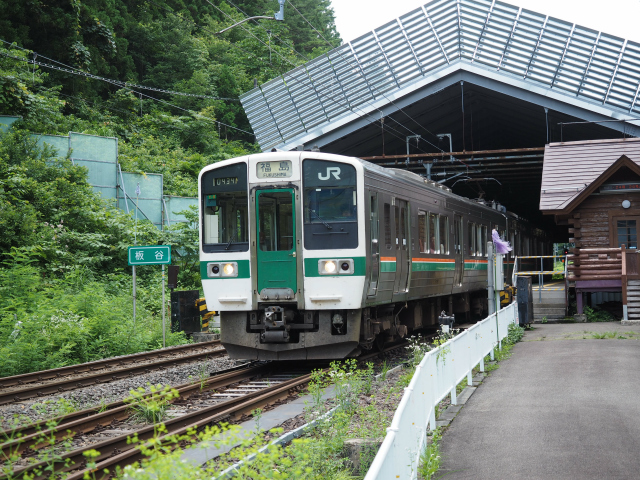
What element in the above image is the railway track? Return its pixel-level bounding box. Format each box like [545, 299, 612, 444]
[1, 340, 413, 479]
[0, 341, 225, 405]
[0, 362, 313, 480]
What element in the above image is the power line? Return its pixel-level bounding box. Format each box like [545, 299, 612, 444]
[142, 0, 259, 61]
[224, 0, 312, 63]
[0, 38, 238, 101]
[0, 46, 253, 136]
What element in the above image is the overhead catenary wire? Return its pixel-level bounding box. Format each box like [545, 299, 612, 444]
[207, 0, 439, 155]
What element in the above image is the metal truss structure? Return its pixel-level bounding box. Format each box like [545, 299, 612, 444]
[241, 0, 640, 152]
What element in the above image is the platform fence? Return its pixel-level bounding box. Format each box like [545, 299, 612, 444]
[364, 302, 518, 480]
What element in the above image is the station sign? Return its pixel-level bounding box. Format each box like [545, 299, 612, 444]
[128, 245, 171, 265]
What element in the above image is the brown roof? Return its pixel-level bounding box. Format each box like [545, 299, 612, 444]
[540, 137, 640, 213]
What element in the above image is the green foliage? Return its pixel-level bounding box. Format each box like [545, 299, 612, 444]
[506, 323, 525, 345]
[583, 305, 615, 322]
[124, 384, 180, 424]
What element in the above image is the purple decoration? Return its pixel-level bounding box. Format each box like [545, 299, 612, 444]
[492, 229, 512, 254]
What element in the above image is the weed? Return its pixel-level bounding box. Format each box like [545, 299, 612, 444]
[379, 359, 390, 381]
[251, 408, 263, 434]
[542, 316, 548, 324]
[124, 384, 179, 424]
[591, 331, 617, 339]
[418, 428, 442, 480]
[362, 362, 375, 395]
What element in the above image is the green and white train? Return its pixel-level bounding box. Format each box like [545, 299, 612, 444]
[199, 152, 546, 360]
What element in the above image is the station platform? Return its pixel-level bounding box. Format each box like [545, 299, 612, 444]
[439, 322, 640, 479]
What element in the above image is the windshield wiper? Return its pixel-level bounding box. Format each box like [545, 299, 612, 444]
[225, 231, 237, 250]
[311, 210, 332, 230]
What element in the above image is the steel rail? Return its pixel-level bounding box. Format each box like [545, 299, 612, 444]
[0, 347, 226, 405]
[0, 340, 221, 388]
[7, 374, 312, 480]
[0, 362, 267, 458]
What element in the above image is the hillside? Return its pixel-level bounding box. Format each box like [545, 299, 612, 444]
[0, 0, 341, 375]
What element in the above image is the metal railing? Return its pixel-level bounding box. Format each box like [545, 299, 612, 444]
[512, 255, 568, 302]
[364, 303, 518, 480]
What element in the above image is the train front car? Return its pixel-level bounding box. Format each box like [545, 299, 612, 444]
[199, 152, 366, 360]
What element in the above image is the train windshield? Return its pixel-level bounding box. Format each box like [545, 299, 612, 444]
[201, 162, 249, 252]
[302, 159, 358, 250]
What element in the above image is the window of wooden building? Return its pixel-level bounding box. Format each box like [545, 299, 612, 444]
[613, 217, 639, 249]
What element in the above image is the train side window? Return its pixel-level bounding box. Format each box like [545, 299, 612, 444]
[440, 215, 449, 254]
[395, 206, 400, 248]
[428, 213, 438, 254]
[476, 224, 483, 256]
[384, 203, 391, 249]
[482, 226, 488, 256]
[468, 222, 476, 256]
[418, 211, 427, 252]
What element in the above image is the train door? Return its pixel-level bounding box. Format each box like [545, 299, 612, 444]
[367, 192, 380, 297]
[393, 200, 410, 294]
[256, 189, 297, 296]
[453, 214, 464, 286]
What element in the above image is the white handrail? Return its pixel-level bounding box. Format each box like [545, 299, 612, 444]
[364, 303, 518, 480]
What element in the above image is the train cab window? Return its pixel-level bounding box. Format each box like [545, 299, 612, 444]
[439, 215, 449, 254]
[384, 203, 391, 249]
[201, 163, 249, 253]
[302, 159, 357, 250]
[468, 222, 476, 256]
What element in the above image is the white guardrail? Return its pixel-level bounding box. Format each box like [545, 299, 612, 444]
[365, 302, 519, 480]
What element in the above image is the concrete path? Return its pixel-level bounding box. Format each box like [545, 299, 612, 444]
[439, 322, 640, 479]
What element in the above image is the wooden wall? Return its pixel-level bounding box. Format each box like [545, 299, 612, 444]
[567, 193, 640, 248]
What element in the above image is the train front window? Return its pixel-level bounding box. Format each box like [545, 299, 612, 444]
[303, 159, 358, 250]
[201, 163, 249, 253]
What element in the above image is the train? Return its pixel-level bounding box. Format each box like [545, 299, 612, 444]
[199, 152, 547, 360]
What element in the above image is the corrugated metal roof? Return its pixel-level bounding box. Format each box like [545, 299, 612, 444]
[540, 137, 640, 212]
[241, 0, 640, 152]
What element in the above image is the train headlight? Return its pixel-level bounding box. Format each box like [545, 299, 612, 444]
[222, 262, 238, 277]
[319, 259, 338, 275]
[318, 259, 354, 275]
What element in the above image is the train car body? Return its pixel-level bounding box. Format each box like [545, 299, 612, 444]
[199, 152, 545, 360]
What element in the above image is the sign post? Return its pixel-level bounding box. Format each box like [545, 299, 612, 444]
[128, 245, 172, 347]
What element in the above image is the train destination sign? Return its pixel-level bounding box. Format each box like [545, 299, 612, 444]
[256, 160, 292, 178]
[128, 245, 172, 265]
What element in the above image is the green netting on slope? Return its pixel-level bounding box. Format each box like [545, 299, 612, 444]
[34, 134, 70, 158]
[163, 196, 197, 225]
[0, 116, 21, 132]
[118, 172, 163, 228]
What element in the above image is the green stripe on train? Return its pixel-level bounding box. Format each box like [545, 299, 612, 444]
[464, 261, 488, 271]
[304, 257, 366, 277]
[380, 261, 396, 273]
[200, 260, 251, 279]
[411, 261, 455, 272]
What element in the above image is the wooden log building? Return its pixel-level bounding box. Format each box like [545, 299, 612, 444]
[540, 138, 640, 324]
